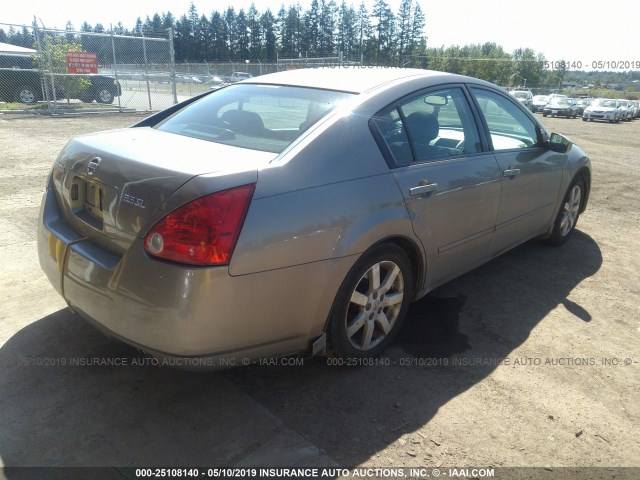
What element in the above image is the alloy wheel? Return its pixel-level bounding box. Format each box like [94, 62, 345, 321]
[560, 184, 582, 237]
[345, 260, 405, 351]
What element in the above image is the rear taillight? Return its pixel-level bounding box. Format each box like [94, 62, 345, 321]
[144, 183, 255, 266]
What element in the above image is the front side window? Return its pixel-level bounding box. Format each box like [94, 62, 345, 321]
[156, 84, 353, 153]
[471, 88, 540, 151]
[372, 87, 482, 165]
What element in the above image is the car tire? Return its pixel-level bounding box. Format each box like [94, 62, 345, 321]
[544, 175, 586, 246]
[95, 88, 114, 104]
[543, 112, 548, 117]
[15, 86, 38, 104]
[582, 118, 587, 122]
[328, 244, 413, 359]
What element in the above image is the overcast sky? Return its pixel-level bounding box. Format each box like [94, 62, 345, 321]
[2, 0, 639, 69]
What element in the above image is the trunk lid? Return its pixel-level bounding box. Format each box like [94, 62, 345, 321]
[52, 127, 274, 255]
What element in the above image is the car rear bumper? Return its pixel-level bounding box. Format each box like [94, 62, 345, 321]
[38, 188, 350, 366]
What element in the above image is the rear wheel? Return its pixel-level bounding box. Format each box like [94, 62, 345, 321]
[95, 88, 114, 104]
[328, 244, 413, 359]
[545, 176, 586, 246]
[15, 86, 38, 104]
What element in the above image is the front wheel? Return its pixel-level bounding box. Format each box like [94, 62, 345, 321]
[15, 86, 38, 104]
[545, 176, 586, 246]
[95, 88, 114, 104]
[328, 244, 413, 359]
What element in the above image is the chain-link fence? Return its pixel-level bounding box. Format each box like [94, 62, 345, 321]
[0, 22, 293, 114]
[0, 23, 182, 113]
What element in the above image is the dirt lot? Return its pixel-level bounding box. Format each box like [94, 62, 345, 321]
[0, 111, 638, 477]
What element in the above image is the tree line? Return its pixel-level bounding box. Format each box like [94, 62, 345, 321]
[1, 1, 638, 90]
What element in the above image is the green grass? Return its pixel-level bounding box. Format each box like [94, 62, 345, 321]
[564, 88, 638, 100]
[0, 101, 119, 111]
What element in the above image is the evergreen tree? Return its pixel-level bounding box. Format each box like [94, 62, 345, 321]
[397, 0, 412, 60]
[236, 9, 250, 60]
[304, 0, 320, 55]
[318, 0, 336, 56]
[248, 4, 263, 60]
[223, 7, 236, 60]
[261, 9, 277, 61]
[355, 2, 371, 59]
[372, 0, 395, 62]
[210, 11, 229, 60]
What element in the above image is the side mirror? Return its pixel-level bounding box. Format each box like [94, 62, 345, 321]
[547, 132, 571, 153]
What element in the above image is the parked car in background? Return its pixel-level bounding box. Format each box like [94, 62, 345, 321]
[510, 90, 534, 110]
[531, 95, 549, 113]
[582, 98, 621, 123]
[177, 75, 202, 84]
[574, 98, 591, 116]
[38, 68, 591, 367]
[0, 52, 121, 104]
[630, 100, 640, 118]
[543, 97, 579, 118]
[206, 75, 228, 90]
[229, 71, 253, 82]
[616, 99, 634, 121]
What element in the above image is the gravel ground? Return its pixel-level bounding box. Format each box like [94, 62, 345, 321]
[0, 112, 638, 477]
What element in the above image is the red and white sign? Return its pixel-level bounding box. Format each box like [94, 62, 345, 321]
[66, 52, 98, 74]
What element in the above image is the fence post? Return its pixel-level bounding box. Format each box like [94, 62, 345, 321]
[141, 31, 153, 111]
[42, 30, 59, 108]
[110, 25, 122, 112]
[33, 19, 51, 112]
[168, 28, 178, 104]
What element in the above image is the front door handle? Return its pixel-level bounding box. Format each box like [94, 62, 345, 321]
[503, 167, 521, 177]
[410, 181, 438, 196]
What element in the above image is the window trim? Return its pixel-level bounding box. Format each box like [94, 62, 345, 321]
[369, 82, 487, 169]
[466, 85, 547, 153]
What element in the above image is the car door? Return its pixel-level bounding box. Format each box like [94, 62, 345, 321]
[469, 87, 565, 256]
[372, 85, 502, 289]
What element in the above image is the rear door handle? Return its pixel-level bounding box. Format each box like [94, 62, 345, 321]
[503, 168, 521, 177]
[410, 181, 438, 196]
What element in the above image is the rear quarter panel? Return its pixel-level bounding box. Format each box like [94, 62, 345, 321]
[230, 111, 421, 277]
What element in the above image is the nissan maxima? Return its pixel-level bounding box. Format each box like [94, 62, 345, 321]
[38, 68, 591, 367]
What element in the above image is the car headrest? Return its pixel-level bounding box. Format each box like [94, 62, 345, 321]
[221, 109, 265, 134]
[405, 112, 439, 143]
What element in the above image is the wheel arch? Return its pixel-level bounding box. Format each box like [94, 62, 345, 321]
[576, 166, 591, 214]
[370, 235, 425, 299]
[322, 234, 426, 334]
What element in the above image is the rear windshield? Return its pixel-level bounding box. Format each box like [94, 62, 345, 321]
[156, 84, 353, 153]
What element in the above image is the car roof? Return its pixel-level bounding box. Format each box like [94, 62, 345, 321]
[246, 67, 452, 94]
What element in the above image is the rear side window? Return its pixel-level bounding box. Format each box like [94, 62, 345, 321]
[156, 84, 353, 153]
[0, 55, 34, 69]
[372, 86, 482, 166]
[471, 88, 539, 150]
